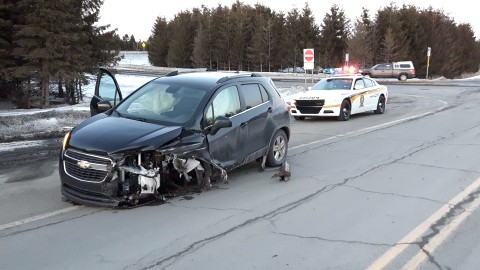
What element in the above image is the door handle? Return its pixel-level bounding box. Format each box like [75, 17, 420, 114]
[267, 107, 273, 113]
[240, 121, 248, 127]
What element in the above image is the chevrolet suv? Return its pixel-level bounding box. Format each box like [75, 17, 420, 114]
[59, 69, 291, 207]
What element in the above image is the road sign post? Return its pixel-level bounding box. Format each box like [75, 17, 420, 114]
[303, 49, 314, 69]
[303, 49, 314, 87]
[426, 47, 431, 80]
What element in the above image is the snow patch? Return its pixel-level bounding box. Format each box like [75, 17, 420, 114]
[0, 140, 46, 152]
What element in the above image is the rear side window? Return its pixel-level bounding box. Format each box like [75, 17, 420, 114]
[205, 85, 241, 125]
[259, 85, 269, 102]
[241, 84, 263, 109]
[363, 78, 375, 88]
[354, 79, 365, 89]
[269, 79, 283, 99]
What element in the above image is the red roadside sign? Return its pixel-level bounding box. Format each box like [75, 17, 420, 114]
[304, 49, 314, 62]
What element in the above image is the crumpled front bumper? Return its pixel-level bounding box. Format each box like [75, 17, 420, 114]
[59, 152, 121, 207]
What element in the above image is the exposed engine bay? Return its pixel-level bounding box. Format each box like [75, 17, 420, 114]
[108, 151, 228, 207]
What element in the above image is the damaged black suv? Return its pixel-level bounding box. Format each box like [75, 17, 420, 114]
[59, 69, 291, 207]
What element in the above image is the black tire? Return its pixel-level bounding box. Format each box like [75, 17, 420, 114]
[266, 129, 288, 167]
[398, 74, 407, 81]
[293, 116, 305, 120]
[374, 95, 386, 114]
[337, 99, 351, 121]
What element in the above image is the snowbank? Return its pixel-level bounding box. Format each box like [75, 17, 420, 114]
[0, 106, 90, 143]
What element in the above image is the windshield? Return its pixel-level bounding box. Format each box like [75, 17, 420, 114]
[115, 81, 207, 125]
[311, 78, 353, 90]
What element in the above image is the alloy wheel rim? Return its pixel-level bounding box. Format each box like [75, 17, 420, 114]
[273, 136, 286, 161]
[343, 104, 351, 118]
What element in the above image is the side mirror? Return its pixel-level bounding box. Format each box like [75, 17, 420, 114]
[307, 87, 312, 91]
[209, 116, 232, 135]
[97, 100, 113, 113]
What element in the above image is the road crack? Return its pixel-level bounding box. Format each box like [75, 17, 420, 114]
[342, 184, 453, 207]
[415, 188, 480, 270]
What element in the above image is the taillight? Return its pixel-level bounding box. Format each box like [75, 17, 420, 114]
[285, 100, 295, 111]
[412, 70, 416, 75]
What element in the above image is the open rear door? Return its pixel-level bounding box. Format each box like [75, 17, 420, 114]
[90, 68, 123, 116]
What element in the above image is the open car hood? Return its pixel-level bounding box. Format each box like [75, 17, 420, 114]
[69, 115, 183, 154]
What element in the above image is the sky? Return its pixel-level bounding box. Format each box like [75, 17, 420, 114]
[99, 0, 479, 41]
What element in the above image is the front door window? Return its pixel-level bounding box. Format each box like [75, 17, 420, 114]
[206, 85, 241, 125]
[98, 72, 121, 106]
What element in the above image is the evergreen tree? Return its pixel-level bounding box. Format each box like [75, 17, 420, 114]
[0, 0, 14, 80]
[11, 0, 118, 106]
[192, 23, 208, 67]
[425, 9, 458, 78]
[247, 10, 267, 71]
[13, 0, 79, 107]
[270, 12, 287, 70]
[456, 23, 479, 75]
[121, 34, 130, 50]
[381, 27, 396, 62]
[190, 7, 210, 68]
[320, 4, 349, 67]
[398, 5, 426, 74]
[284, 8, 301, 69]
[167, 11, 196, 67]
[209, 5, 230, 69]
[0, 0, 18, 98]
[229, 2, 249, 70]
[298, 3, 320, 67]
[129, 34, 137, 50]
[148, 17, 170, 66]
[348, 8, 374, 68]
[65, 0, 119, 104]
[374, 4, 411, 64]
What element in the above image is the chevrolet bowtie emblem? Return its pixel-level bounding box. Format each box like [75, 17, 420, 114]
[77, 160, 91, 169]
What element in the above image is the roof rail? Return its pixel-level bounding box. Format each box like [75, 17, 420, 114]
[165, 68, 213, 77]
[216, 72, 261, 83]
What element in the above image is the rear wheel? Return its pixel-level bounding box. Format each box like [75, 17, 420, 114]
[337, 99, 351, 121]
[266, 129, 288, 167]
[374, 95, 386, 114]
[293, 116, 305, 120]
[398, 74, 407, 81]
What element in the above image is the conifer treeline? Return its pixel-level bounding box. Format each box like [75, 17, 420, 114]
[148, 2, 480, 78]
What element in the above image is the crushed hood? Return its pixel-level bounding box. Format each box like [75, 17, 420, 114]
[69, 115, 183, 154]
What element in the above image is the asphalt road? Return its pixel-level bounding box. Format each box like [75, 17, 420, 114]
[1, 82, 480, 270]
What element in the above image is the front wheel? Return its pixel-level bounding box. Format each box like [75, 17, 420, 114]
[337, 99, 351, 121]
[374, 95, 386, 114]
[266, 129, 288, 167]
